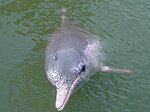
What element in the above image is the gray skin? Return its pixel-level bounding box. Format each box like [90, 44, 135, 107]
[45, 9, 132, 111]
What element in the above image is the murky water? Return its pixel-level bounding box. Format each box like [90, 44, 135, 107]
[0, 0, 150, 112]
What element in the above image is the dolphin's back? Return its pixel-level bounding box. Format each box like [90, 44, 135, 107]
[47, 23, 89, 55]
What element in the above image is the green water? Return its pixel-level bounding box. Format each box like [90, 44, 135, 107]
[0, 0, 150, 112]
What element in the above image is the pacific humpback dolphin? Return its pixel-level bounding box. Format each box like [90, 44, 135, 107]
[45, 8, 132, 111]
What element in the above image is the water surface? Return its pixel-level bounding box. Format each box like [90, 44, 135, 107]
[0, 0, 150, 112]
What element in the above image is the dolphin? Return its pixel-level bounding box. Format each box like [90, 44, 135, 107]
[45, 8, 132, 111]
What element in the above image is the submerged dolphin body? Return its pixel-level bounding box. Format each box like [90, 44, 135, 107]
[45, 9, 132, 111]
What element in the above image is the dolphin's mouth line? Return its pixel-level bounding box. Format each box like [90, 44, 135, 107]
[56, 75, 83, 111]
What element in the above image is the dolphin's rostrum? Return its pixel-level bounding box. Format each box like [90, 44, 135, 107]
[45, 8, 132, 111]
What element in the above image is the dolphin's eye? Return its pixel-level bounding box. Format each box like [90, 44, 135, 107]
[81, 64, 86, 72]
[53, 55, 57, 61]
[72, 64, 86, 75]
[52, 53, 57, 61]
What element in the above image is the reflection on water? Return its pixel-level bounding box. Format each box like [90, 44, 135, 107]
[0, 0, 150, 112]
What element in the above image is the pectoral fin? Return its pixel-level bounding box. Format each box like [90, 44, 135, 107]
[100, 66, 132, 74]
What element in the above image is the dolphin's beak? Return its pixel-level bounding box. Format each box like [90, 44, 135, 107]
[55, 76, 82, 111]
[55, 87, 70, 111]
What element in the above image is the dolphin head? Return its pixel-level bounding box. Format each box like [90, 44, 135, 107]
[45, 48, 87, 111]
